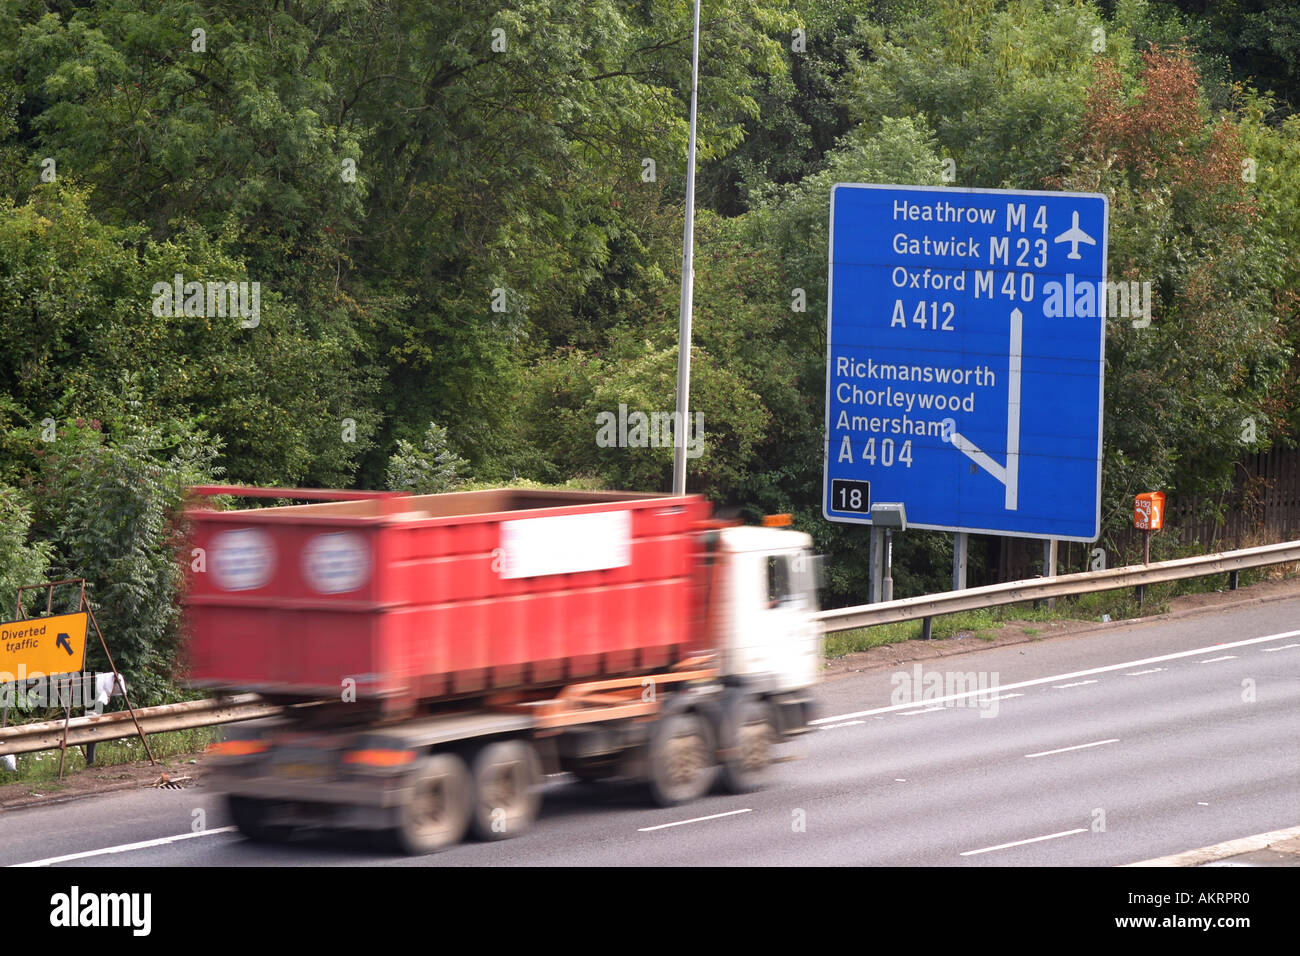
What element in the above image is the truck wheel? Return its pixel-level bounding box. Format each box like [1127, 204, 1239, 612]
[227, 795, 292, 844]
[719, 698, 776, 794]
[648, 712, 718, 807]
[393, 753, 472, 855]
[469, 740, 542, 841]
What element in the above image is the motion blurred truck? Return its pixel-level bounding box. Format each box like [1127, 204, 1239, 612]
[184, 486, 821, 853]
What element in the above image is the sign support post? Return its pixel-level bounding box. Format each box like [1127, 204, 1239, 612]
[1041, 538, 1058, 610]
[952, 532, 968, 590]
[868, 527, 884, 603]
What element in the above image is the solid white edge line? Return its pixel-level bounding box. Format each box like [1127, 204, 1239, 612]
[1198, 656, 1237, 663]
[638, 809, 753, 832]
[1025, 738, 1119, 759]
[809, 628, 1300, 724]
[1125, 825, 1300, 867]
[961, 828, 1088, 857]
[10, 826, 240, 867]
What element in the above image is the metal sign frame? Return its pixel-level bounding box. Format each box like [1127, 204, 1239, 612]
[3, 579, 155, 778]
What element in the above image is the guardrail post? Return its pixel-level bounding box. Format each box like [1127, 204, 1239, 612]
[922, 617, 933, 640]
[1229, 570, 1239, 590]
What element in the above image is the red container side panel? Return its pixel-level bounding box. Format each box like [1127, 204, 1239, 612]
[182, 489, 710, 709]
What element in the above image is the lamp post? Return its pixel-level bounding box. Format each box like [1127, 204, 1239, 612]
[671, 0, 702, 496]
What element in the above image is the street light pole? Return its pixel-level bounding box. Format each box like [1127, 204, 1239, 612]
[671, 0, 701, 496]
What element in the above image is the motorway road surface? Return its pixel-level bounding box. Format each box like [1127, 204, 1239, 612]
[3, 595, 1298, 867]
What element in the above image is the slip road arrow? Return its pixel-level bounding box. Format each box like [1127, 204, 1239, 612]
[941, 307, 1023, 511]
[56, 632, 73, 655]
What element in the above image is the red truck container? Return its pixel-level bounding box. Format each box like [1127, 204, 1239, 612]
[186, 487, 712, 711]
[185, 487, 821, 854]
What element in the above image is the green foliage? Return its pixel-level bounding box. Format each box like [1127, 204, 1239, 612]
[0, 184, 376, 487]
[846, 0, 1106, 189]
[0, 486, 53, 616]
[1056, 47, 1290, 542]
[23, 399, 220, 704]
[1, 0, 1299, 650]
[385, 422, 470, 494]
[1142, 0, 1300, 115]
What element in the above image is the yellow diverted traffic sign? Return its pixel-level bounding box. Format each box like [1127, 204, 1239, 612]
[0, 612, 88, 678]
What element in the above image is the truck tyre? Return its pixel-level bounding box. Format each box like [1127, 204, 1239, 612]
[468, 739, 543, 841]
[647, 712, 718, 807]
[393, 753, 472, 855]
[227, 795, 292, 844]
[718, 697, 776, 794]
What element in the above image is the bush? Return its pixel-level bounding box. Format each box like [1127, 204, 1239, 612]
[385, 422, 469, 495]
[0, 486, 53, 617]
[27, 390, 219, 704]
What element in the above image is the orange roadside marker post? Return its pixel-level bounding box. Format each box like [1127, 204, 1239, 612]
[1133, 492, 1165, 608]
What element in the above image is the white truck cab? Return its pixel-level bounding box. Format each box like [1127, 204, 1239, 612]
[716, 526, 822, 692]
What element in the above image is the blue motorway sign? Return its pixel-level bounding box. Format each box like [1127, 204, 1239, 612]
[823, 184, 1108, 541]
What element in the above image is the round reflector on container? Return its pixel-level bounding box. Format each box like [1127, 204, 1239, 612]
[302, 532, 371, 593]
[211, 528, 276, 591]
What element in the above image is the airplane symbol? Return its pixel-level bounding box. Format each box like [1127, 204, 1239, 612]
[1053, 211, 1095, 260]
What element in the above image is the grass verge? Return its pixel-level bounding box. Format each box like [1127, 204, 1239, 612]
[0, 726, 219, 788]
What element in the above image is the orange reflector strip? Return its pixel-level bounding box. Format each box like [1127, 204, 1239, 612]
[343, 749, 416, 768]
[762, 513, 793, 527]
[207, 740, 268, 756]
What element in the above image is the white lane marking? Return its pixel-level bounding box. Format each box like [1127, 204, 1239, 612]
[1199, 656, 1237, 663]
[894, 778, 907, 782]
[901, 706, 945, 716]
[984, 692, 1023, 702]
[638, 809, 752, 832]
[819, 720, 865, 729]
[962, 828, 1088, 857]
[810, 629, 1300, 724]
[10, 826, 239, 867]
[1025, 738, 1119, 759]
[1053, 680, 1098, 688]
[1262, 644, 1300, 652]
[1126, 668, 1165, 676]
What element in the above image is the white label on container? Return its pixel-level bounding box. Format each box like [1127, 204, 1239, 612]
[500, 510, 632, 579]
[302, 532, 371, 594]
[211, 528, 275, 591]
